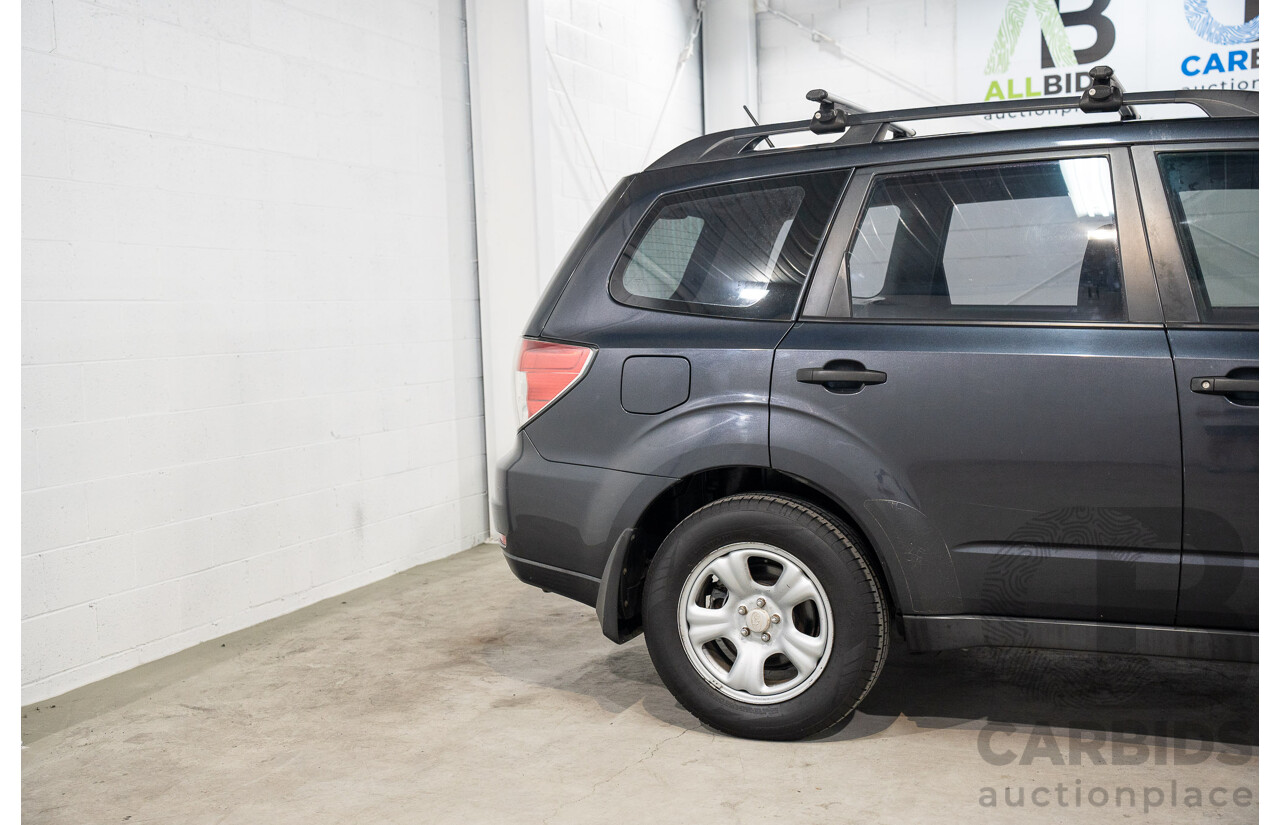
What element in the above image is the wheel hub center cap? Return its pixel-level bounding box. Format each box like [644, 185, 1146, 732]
[747, 608, 772, 634]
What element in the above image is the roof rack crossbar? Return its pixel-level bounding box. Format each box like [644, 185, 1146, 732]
[806, 89, 916, 138]
[831, 88, 1255, 133]
[646, 78, 1257, 171]
[1079, 65, 1138, 120]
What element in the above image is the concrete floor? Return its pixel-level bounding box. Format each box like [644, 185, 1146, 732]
[24, 543, 1257, 824]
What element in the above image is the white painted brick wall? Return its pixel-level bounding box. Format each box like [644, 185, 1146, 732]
[21, 0, 488, 704]
[543, 0, 704, 261]
[757, 0, 957, 122]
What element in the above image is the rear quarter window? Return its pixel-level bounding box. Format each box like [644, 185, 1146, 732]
[610, 171, 848, 320]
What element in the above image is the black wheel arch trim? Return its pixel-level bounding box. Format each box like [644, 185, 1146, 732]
[595, 465, 905, 643]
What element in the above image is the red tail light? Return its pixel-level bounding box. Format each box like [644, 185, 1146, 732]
[516, 340, 594, 427]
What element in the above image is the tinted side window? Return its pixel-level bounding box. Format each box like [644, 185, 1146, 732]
[834, 158, 1124, 322]
[611, 171, 848, 320]
[1157, 150, 1258, 324]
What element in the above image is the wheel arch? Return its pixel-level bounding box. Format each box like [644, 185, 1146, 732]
[601, 465, 902, 642]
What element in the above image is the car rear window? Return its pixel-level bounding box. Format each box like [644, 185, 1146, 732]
[611, 171, 848, 320]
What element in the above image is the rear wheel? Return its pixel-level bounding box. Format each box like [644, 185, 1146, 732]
[643, 494, 888, 740]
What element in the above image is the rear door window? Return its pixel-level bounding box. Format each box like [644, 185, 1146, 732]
[1157, 150, 1258, 324]
[611, 171, 848, 320]
[831, 158, 1125, 322]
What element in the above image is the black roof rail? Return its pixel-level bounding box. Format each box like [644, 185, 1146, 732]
[647, 68, 1257, 171]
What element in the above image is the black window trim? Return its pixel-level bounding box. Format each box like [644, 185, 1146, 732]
[1129, 141, 1259, 329]
[605, 169, 854, 322]
[799, 147, 1165, 327]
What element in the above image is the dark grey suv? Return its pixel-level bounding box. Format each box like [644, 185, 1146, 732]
[492, 74, 1259, 740]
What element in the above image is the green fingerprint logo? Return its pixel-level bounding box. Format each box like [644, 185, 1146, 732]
[985, 0, 1078, 75]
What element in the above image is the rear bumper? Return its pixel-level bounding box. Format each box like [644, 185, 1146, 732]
[502, 551, 600, 607]
[493, 431, 673, 615]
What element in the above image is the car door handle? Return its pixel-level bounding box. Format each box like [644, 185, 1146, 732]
[796, 367, 887, 386]
[1191, 376, 1259, 395]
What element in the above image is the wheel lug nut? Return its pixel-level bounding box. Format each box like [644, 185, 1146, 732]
[740, 627, 750, 636]
[756, 598, 766, 608]
[771, 614, 781, 624]
[738, 605, 748, 615]
[761, 632, 771, 642]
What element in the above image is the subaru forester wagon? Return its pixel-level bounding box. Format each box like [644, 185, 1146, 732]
[492, 73, 1259, 740]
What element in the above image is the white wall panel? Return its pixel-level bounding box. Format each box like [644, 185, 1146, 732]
[21, 0, 488, 704]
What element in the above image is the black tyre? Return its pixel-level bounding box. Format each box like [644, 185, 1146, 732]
[642, 493, 888, 740]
